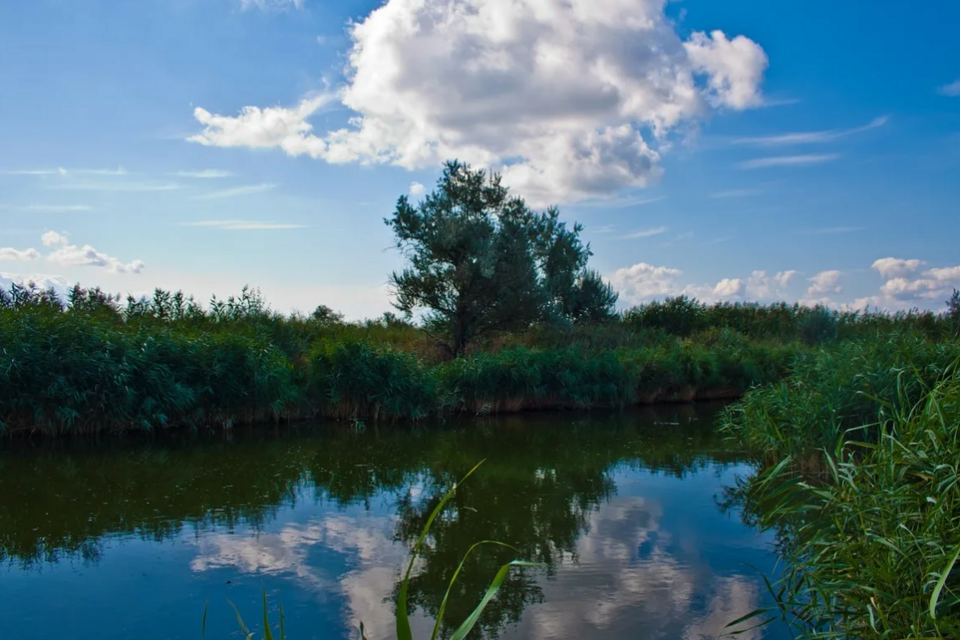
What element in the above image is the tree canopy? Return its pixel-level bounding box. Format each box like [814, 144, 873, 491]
[385, 160, 617, 357]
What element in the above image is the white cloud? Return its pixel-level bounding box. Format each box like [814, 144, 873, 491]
[878, 265, 960, 302]
[746, 269, 798, 300]
[185, 219, 306, 230]
[683, 30, 768, 109]
[41, 232, 144, 274]
[195, 183, 277, 199]
[610, 263, 684, 304]
[807, 270, 843, 296]
[0, 271, 70, 296]
[872, 257, 925, 280]
[712, 277, 744, 298]
[738, 154, 840, 169]
[733, 116, 888, 146]
[41, 231, 68, 247]
[610, 262, 746, 305]
[176, 169, 234, 179]
[621, 226, 667, 239]
[190, 0, 768, 204]
[408, 181, 425, 196]
[0, 247, 40, 261]
[938, 79, 960, 97]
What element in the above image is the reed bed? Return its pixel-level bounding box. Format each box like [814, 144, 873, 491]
[0, 284, 954, 435]
[722, 334, 960, 638]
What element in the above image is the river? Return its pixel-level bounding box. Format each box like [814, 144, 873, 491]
[0, 404, 789, 640]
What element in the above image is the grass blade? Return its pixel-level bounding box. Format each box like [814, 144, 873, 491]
[929, 544, 960, 620]
[448, 561, 543, 640]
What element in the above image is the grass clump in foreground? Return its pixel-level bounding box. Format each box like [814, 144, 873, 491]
[722, 335, 960, 639]
[207, 461, 541, 640]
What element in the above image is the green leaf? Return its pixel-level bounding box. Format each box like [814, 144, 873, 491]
[449, 561, 544, 640]
[929, 543, 960, 620]
[262, 589, 275, 640]
[397, 460, 487, 640]
[431, 540, 520, 640]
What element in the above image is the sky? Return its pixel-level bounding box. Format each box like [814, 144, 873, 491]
[1, 0, 959, 319]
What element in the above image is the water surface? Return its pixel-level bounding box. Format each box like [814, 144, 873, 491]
[0, 405, 788, 640]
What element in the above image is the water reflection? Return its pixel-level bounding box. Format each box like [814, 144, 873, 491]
[0, 405, 787, 640]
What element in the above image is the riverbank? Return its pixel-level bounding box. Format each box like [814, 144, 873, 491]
[0, 311, 797, 434]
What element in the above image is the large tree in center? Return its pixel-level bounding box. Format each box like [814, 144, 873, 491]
[385, 161, 617, 357]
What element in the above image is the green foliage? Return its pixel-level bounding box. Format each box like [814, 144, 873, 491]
[308, 340, 438, 421]
[385, 160, 615, 356]
[720, 332, 960, 459]
[726, 369, 960, 639]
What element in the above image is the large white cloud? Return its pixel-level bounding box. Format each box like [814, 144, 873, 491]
[190, 0, 768, 204]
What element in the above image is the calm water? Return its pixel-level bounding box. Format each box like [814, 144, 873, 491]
[0, 405, 788, 640]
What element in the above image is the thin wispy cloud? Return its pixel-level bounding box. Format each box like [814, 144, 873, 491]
[52, 181, 182, 192]
[738, 154, 840, 169]
[77, 167, 130, 176]
[621, 226, 667, 239]
[732, 116, 889, 147]
[22, 204, 94, 213]
[710, 188, 761, 199]
[184, 219, 305, 230]
[195, 183, 277, 199]
[2, 168, 67, 176]
[177, 169, 235, 179]
[591, 224, 616, 234]
[801, 226, 866, 235]
[938, 79, 960, 97]
[661, 231, 695, 246]
[572, 195, 667, 210]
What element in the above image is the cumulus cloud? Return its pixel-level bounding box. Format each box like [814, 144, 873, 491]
[0, 247, 41, 261]
[877, 264, 960, 302]
[0, 271, 69, 296]
[409, 181, 425, 196]
[746, 270, 798, 299]
[190, 0, 769, 204]
[712, 277, 744, 298]
[610, 262, 747, 305]
[807, 270, 843, 296]
[41, 231, 68, 247]
[37, 232, 145, 274]
[872, 257, 926, 280]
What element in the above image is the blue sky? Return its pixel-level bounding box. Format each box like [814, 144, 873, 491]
[1, 0, 958, 318]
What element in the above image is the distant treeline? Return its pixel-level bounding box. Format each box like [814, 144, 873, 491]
[0, 282, 957, 436]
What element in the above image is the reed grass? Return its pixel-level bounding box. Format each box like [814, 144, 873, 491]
[722, 336, 960, 639]
[1, 284, 953, 435]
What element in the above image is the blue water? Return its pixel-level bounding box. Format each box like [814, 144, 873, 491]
[0, 406, 789, 640]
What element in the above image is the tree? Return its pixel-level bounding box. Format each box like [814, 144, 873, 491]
[947, 289, 960, 334]
[385, 161, 617, 357]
